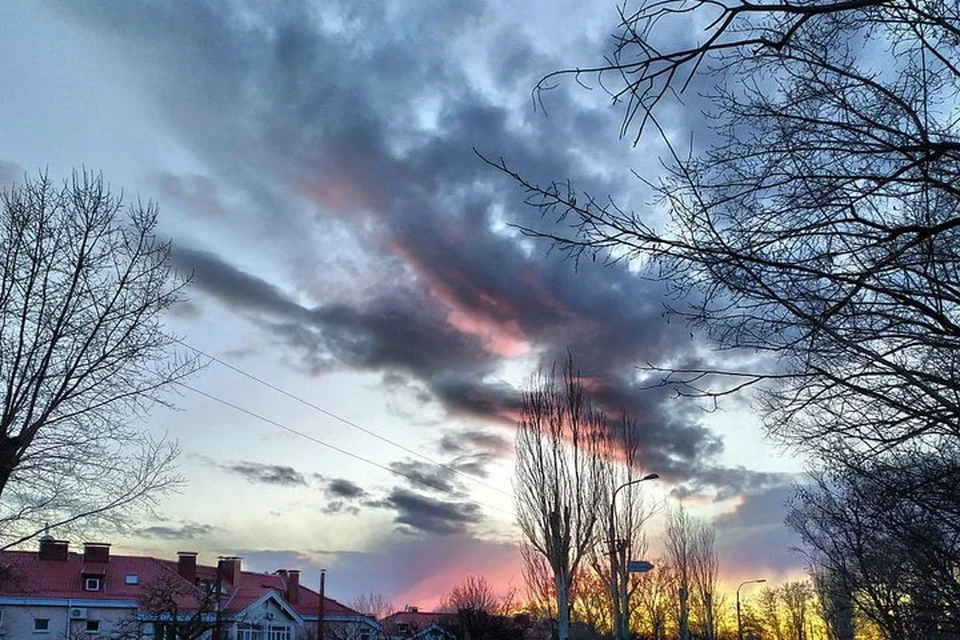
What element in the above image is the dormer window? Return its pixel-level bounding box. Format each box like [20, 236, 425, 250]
[84, 577, 101, 591]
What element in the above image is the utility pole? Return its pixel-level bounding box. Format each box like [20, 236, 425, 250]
[318, 569, 326, 640]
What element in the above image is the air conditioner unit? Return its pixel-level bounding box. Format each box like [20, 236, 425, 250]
[69, 608, 88, 620]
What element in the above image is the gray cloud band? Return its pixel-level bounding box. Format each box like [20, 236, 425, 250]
[70, 0, 778, 500]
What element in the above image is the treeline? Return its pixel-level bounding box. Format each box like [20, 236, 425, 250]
[494, 0, 960, 637]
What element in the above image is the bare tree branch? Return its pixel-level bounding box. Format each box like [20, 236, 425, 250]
[0, 171, 199, 545]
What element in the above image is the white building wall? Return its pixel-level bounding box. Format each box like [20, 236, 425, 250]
[0, 599, 137, 639]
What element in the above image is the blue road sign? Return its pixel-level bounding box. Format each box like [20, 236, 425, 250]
[627, 560, 655, 573]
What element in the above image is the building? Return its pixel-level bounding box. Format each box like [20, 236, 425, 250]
[381, 607, 451, 640]
[0, 538, 379, 640]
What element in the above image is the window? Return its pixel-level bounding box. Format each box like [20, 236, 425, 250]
[397, 622, 409, 633]
[85, 620, 100, 634]
[360, 631, 372, 640]
[267, 626, 291, 640]
[34, 618, 50, 633]
[84, 577, 101, 591]
[124, 574, 139, 585]
[154, 623, 182, 640]
[237, 626, 263, 640]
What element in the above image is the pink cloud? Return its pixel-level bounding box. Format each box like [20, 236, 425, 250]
[386, 238, 532, 358]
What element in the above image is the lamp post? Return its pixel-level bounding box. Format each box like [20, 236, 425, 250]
[736, 578, 766, 640]
[610, 472, 659, 640]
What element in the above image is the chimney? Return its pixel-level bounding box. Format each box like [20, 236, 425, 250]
[285, 569, 301, 604]
[178, 552, 198, 583]
[38, 539, 69, 561]
[83, 543, 110, 564]
[217, 556, 242, 586]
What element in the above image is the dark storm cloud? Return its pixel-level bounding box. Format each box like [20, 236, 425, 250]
[367, 488, 483, 535]
[137, 521, 217, 541]
[326, 478, 367, 500]
[714, 482, 806, 578]
[430, 377, 523, 425]
[440, 430, 512, 457]
[322, 500, 360, 516]
[388, 460, 462, 495]
[686, 468, 797, 501]
[715, 482, 800, 530]
[59, 1, 751, 495]
[172, 247, 304, 318]
[450, 453, 496, 479]
[220, 460, 307, 487]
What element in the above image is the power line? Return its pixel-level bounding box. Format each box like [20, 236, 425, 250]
[176, 339, 513, 499]
[178, 382, 515, 518]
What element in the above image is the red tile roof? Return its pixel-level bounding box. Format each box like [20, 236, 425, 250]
[0, 551, 174, 601]
[382, 610, 447, 628]
[167, 562, 360, 617]
[0, 549, 362, 619]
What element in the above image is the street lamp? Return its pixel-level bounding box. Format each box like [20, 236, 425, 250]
[736, 578, 766, 640]
[610, 472, 659, 640]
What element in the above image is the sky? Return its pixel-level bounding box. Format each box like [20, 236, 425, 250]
[0, 0, 807, 610]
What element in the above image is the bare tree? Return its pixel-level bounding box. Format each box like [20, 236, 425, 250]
[350, 592, 394, 623]
[441, 575, 502, 615]
[781, 581, 814, 640]
[757, 586, 786, 640]
[588, 412, 657, 640]
[0, 171, 197, 547]
[690, 519, 719, 640]
[632, 559, 675, 640]
[491, 8, 960, 633]
[812, 567, 855, 640]
[520, 541, 558, 622]
[737, 598, 767, 640]
[663, 506, 694, 640]
[514, 357, 607, 640]
[110, 569, 221, 640]
[441, 575, 518, 640]
[488, 0, 960, 476]
[788, 453, 960, 640]
[571, 565, 613, 636]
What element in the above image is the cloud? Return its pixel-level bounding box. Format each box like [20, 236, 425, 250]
[672, 467, 798, 502]
[220, 461, 307, 487]
[171, 247, 304, 319]
[57, 0, 770, 498]
[439, 430, 512, 458]
[367, 488, 483, 536]
[714, 482, 807, 580]
[450, 454, 496, 479]
[137, 521, 217, 541]
[322, 500, 361, 516]
[388, 460, 463, 495]
[325, 478, 367, 500]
